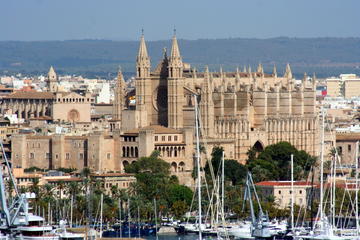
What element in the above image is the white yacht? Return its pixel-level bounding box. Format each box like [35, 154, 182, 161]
[52, 228, 84, 240]
[16, 214, 58, 240]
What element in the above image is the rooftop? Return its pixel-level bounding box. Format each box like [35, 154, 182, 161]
[4, 91, 54, 99]
[256, 181, 314, 187]
[124, 125, 182, 135]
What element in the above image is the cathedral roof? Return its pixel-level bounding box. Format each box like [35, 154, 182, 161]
[124, 125, 182, 135]
[182, 71, 273, 78]
[4, 91, 55, 99]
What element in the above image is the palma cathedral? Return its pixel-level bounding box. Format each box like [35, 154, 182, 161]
[112, 33, 320, 163]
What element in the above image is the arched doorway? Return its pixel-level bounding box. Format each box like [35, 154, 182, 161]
[253, 141, 264, 152]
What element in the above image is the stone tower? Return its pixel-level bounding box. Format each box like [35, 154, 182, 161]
[200, 66, 215, 137]
[167, 33, 184, 129]
[112, 67, 126, 128]
[47, 66, 58, 92]
[135, 33, 151, 128]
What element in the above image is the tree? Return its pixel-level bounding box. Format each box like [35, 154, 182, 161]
[246, 141, 316, 182]
[166, 184, 193, 207]
[171, 201, 188, 218]
[204, 146, 247, 185]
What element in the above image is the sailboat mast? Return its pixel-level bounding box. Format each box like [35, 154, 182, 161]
[222, 150, 225, 220]
[194, 95, 203, 240]
[356, 141, 359, 233]
[319, 107, 325, 222]
[291, 154, 294, 232]
[100, 193, 103, 237]
[70, 194, 73, 228]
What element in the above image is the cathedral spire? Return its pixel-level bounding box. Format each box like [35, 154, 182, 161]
[204, 65, 210, 78]
[113, 66, 126, 120]
[169, 33, 183, 78]
[170, 33, 181, 61]
[136, 33, 150, 78]
[284, 63, 293, 79]
[137, 33, 149, 61]
[117, 66, 125, 86]
[273, 64, 278, 78]
[312, 73, 317, 89]
[257, 63, 264, 76]
[235, 67, 241, 91]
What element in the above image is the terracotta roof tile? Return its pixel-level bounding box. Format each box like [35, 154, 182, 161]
[4, 92, 54, 99]
[124, 125, 182, 135]
[256, 181, 314, 187]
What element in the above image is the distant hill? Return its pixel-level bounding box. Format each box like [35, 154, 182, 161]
[0, 37, 360, 79]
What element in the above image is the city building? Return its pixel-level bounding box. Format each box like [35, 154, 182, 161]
[0, 67, 92, 122]
[326, 74, 360, 99]
[256, 181, 316, 209]
[336, 133, 360, 165]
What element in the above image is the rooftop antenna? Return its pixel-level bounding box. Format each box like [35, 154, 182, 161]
[141, 28, 144, 36]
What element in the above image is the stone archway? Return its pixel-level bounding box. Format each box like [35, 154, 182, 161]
[253, 140, 264, 152]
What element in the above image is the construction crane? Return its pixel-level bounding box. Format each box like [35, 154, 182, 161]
[0, 140, 29, 232]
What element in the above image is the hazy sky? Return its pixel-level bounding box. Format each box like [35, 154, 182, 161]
[2, 0, 360, 41]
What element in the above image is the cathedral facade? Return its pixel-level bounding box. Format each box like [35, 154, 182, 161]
[115, 34, 320, 163]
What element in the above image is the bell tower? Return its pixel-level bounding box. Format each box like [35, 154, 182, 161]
[47, 66, 58, 92]
[167, 32, 184, 129]
[135, 32, 151, 127]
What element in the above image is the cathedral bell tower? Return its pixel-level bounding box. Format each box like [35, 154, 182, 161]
[47, 66, 58, 92]
[167, 33, 184, 129]
[112, 67, 126, 130]
[135, 32, 151, 127]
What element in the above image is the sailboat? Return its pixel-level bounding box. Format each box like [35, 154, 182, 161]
[294, 108, 358, 240]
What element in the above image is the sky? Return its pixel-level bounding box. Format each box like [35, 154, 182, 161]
[1, 0, 360, 41]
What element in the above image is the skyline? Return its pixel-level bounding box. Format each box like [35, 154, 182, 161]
[1, 0, 360, 41]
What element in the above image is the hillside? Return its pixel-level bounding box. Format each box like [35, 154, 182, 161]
[1, 37, 360, 78]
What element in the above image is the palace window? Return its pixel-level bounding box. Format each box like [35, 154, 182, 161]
[79, 153, 84, 160]
[107, 153, 111, 159]
[168, 136, 172, 141]
[162, 136, 165, 141]
[29, 153, 34, 159]
[348, 144, 352, 151]
[174, 136, 178, 141]
[155, 136, 158, 141]
[65, 153, 70, 160]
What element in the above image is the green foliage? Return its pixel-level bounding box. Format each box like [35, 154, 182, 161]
[246, 141, 316, 182]
[167, 184, 193, 206]
[125, 150, 170, 175]
[124, 150, 193, 219]
[56, 167, 77, 173]
[24, 166, 46, 173]
[171, 201, 188, 218]
[204, 146, 247, 185]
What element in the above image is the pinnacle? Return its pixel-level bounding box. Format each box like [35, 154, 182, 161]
[170, 34, 181, 59]
[48, 66, 57, 80]
[117, 66, 124, 81]
[137, 34, 149, 60]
